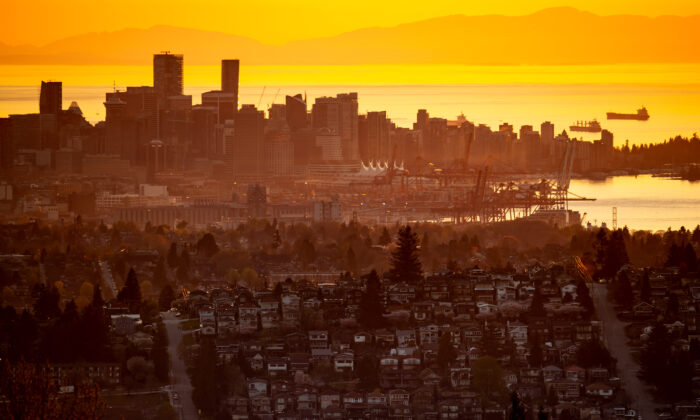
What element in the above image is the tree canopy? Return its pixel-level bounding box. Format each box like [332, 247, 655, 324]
[388, 226, 423, 283]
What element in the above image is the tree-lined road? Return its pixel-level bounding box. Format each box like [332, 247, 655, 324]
[591, 283, 659, 419]
[163, 311, 198, 420]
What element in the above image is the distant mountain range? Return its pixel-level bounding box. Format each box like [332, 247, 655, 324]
[1, 8, 699, 65]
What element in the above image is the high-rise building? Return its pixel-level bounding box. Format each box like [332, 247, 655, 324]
[226, 105, 265, 179]
[221, 59, 239, 111]
[201, 91, 237, 124]
[40, 81, 62, 115]
[311, 93, 359, 161]
[365, 111, 390, 162]
[0, 118, 10, 170]
[191, 106, 218, 158]
[104, 87, 158, 163]
[285, 94, 307, 130]
[540, 121, 554, 145]
[103, 95, 128, 156]
[153, 53, 183, 103]
[541, 121, 555, 165]
[267, 137, 294, 176]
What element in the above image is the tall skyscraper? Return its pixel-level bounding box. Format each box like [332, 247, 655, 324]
[39, 81, 62, 115]
[202, 91, 237, 124]
[540, 121, 554, 145]
[153, 53, 183, 103]
[311, 93, 359, 161]
[105, 86, 158, 163]
[366, 111, 390, 161]
[285, 94, 307, 130]
[221, 59, 239, 111]
[226, 105, 265, 179]
[103, 95, 127, 156]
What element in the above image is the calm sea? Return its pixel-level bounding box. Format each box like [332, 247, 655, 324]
[1, 64, 700, 145]
[568, 175, 700, 231]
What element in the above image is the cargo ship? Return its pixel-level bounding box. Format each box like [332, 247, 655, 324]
[569, 120, 602, 133]
[607, 107, 649, 120]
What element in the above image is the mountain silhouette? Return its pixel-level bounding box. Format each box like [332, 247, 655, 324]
[1, 8, 698, 65]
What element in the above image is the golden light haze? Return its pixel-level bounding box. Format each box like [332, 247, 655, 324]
[4, 0, 700, 46]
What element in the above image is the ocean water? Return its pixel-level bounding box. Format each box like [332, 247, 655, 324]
[1, 64, 700, 145]
[568, 175, 700, 231]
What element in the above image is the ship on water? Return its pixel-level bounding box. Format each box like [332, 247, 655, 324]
[569, 119, 602, 133]
[607, 107, 649, 120]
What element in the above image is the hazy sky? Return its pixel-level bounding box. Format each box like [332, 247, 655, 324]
[4, 0, 700, 46]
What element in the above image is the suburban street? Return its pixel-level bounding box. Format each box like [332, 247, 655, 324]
[591, 283, 659, 419]
[98, 260, 119, 299]
[163, 311, 199, 420]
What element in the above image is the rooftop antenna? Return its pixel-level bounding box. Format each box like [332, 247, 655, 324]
[113, 81, 116, 92]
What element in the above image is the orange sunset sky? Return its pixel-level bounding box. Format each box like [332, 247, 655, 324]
[4, 0, 700, 46]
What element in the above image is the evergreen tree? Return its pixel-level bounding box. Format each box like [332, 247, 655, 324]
[151, 321, 170, 383]
[575, 278, 594, 318]
[640, 270, 652, 303]
[33, 285, 61, 321]
[666, 243, 682, 267]
[437, 333, 457, 372]
[196, 233, 220, 258]
[683, 242, 698, 271]
[576, 339, 613, 368]
[600, 230, 629, 278]
[273, 282, 284, 298]
[158, 284, 176, 311]
[356, 355, 379, 390]
[271, 229, 281, 252]
[509, 392, 526, 420]
[92, 284, 105, 309]
[180, 248, 191, 272]
[152, 257, 168, 288]
[692, 225, 700, 244]
[613, 270, 634, 310]
[358, 270, 385, 329]
[640, 321, 671, 387]
[667, 294, 679, 318]
[378, 227, 391, 246]
[46, 300, 81, 362]
[482, 323, 500, 357]
[297, 237, 316, 268]
[166, 243, 179, 268]
[666, 351, 693, 400]
[80, 285, 110, 361]
[118, 268, 141, 312]
[421, 232, 430, 252]
[528, 333, 543, 367]
[529, 282, 546, 317]
[388, 226, 423, 283]
[192, 339, 218, 415]
[346, 247, 358, 275]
